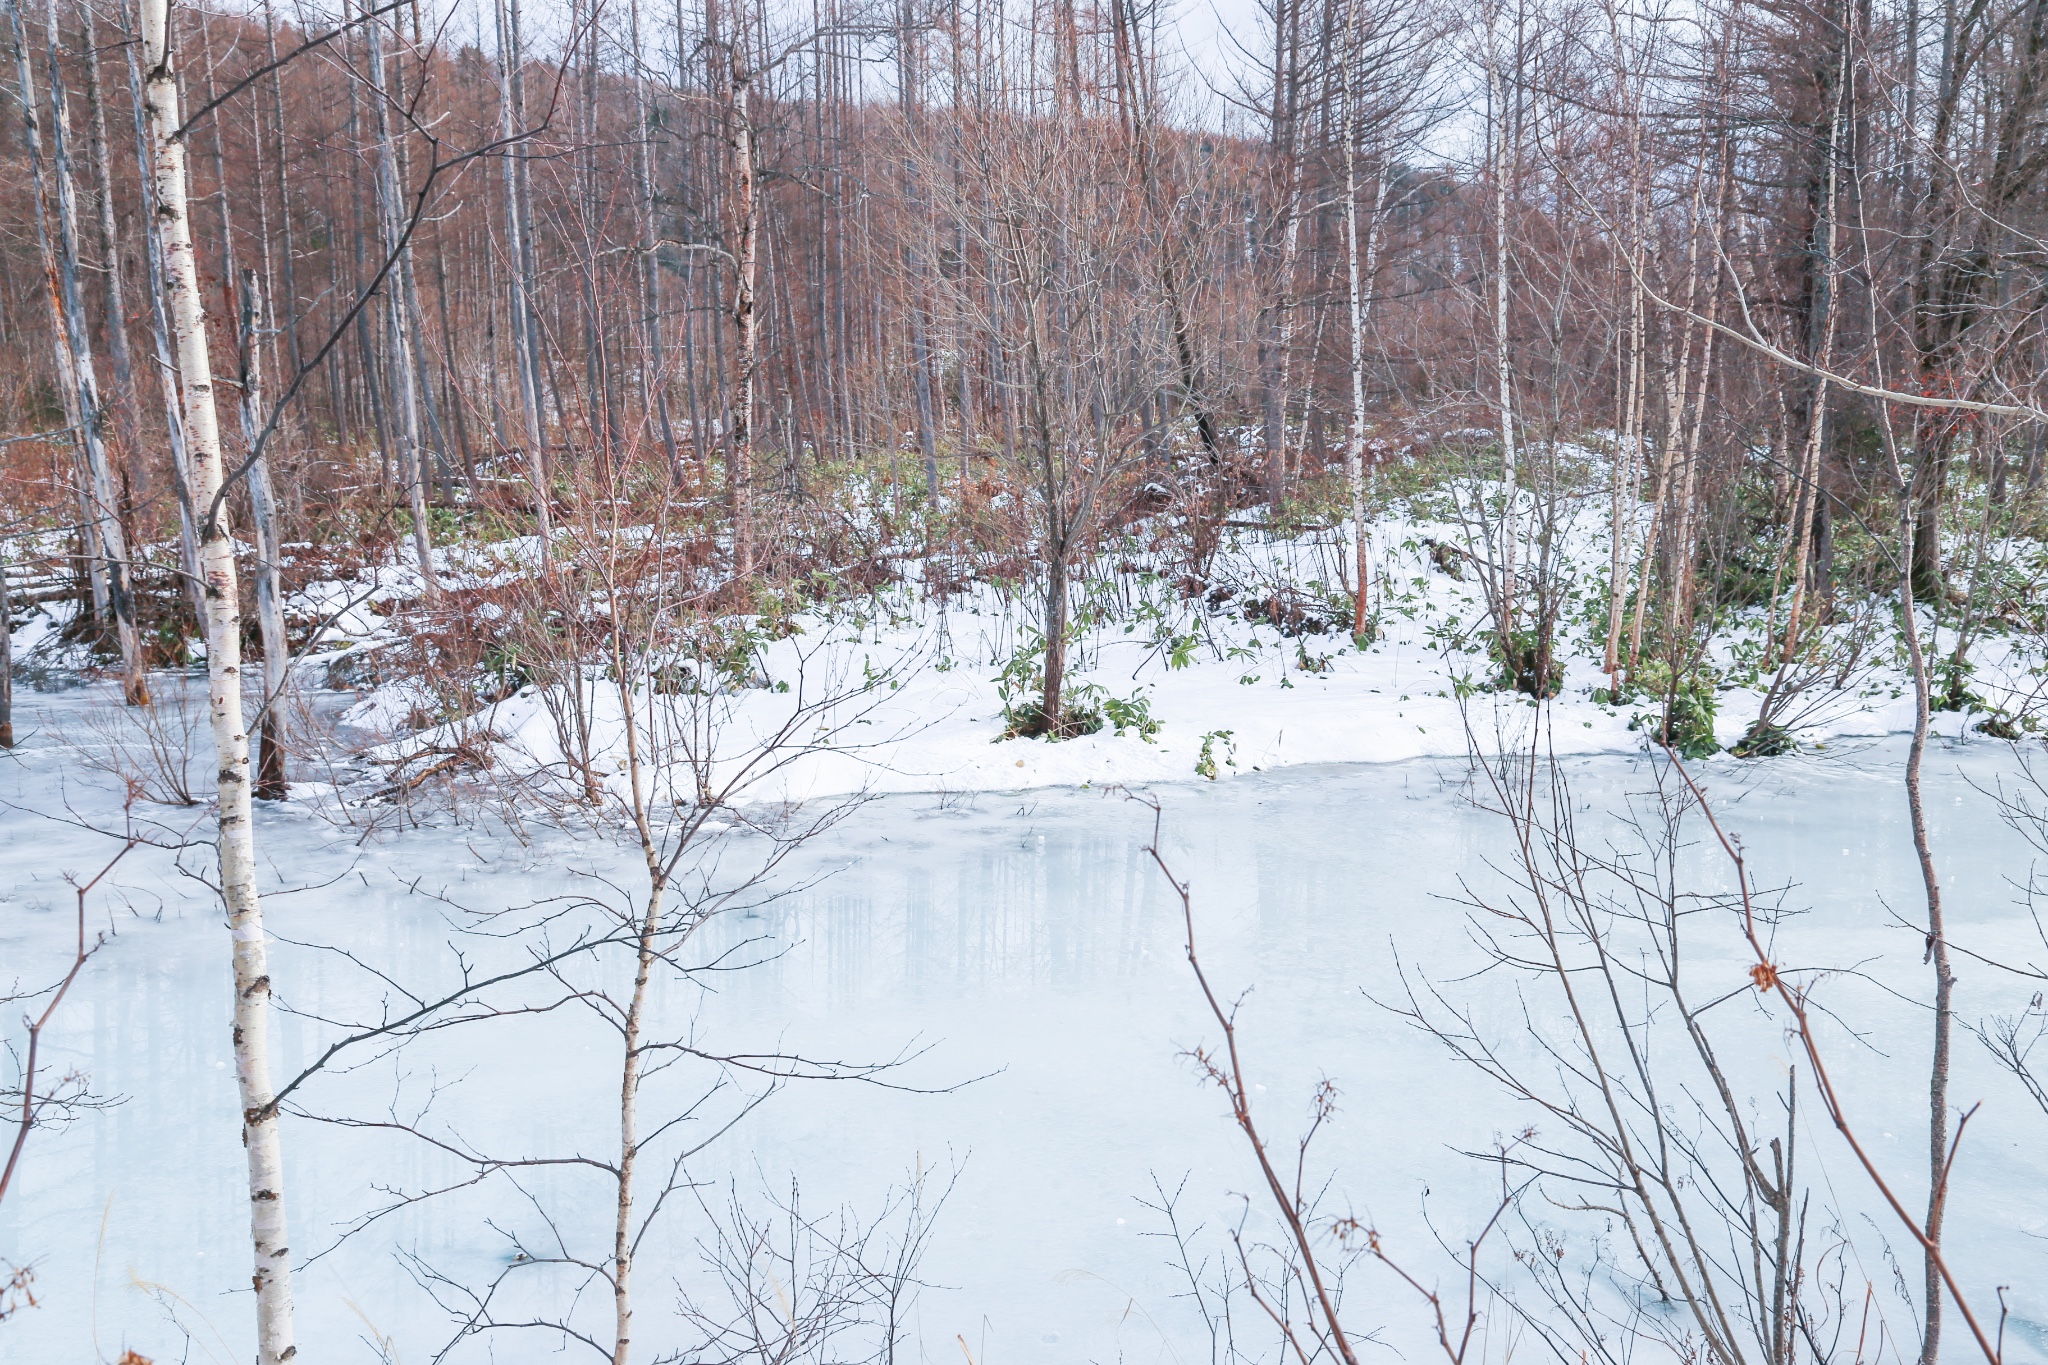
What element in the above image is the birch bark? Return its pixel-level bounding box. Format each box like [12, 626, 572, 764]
[1340, 94, 1383, 640]
[726, 28, 759, 578]
[1602, 4, 1648, 680]
[7, 0, 93, 619]
[139, 2, 297, 1357]
[363, 3, 439, 593]
[9, 0, 147, 702]
[122, 20, 205, 626]
[79, 6, 135, 409]
[238, 271, 291, 799]
[1, 559, 12, 747]
[1485, 14, 1518, 644]
[261, 0, 303, 380]
[628, 0, 680, 471]
[494, 0, 551, 546]
[1260, 0, 1301, 507]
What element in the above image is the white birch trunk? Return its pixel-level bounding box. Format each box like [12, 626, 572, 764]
[611, 875, 664, 1365]
[494, 0, 551, 549]
[10, 0, 147, 702]
[363, 5, 438, 595]
[122, 26, 206, 628]
[238, 270, 291, 798]
[6, 0, 89, 590]
[1340, 59, 1373, 638]
[139, 2, 298, 1358]
[79, 5, 134, 408]
[627, 0, 679, 472]
[728, 43, 758, 578]
[1, 559, 13, 748]
[1486, 23, 1518, 638]
[1602, 6, 1648, 680]
[1267, 168, 1301, 506]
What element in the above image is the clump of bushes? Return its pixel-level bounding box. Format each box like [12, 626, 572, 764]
[1730, 721, 1796, 758]
[1493, 627, 1562, 698]
[995, 635, 1157, 741]
[1622, 659, 1721, 759]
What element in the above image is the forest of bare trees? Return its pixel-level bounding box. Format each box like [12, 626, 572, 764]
[0, 0, 2044, 719]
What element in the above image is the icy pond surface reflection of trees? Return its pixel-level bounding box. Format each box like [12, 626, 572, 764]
[4, 693, 2047, 1364]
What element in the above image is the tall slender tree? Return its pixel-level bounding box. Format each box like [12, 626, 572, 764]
[139, 0, 297, 1357]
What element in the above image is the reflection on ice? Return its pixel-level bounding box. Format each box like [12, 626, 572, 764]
[3, 691, 2045, 1362]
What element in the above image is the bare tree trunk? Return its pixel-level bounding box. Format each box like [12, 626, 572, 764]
[1106, 0, 1220, 465]
[1485, 7, 1518, 649]
[611, 874, 666, 1365]
[725, 18, 759, 579]
[79, 5, 134, 411]
[911, 310, 940, 493]
[1642, 141, 1725, 655]
[1042, 542, 1069, 723]
[261, 0, 302, 381]
[139, 2, 297, 1358]
[1339, 42, 1383, 640]
[1024, 295, 1070, 728]
[1626, 426, 1673, 673]
[1908, 521, 1956, 1365]
[953, 214, 974, 466]
[1259, 0, 1301, 509]
[364, 2, 440, 595]
[1872, 392, 1957, 1365]
[11, 0, 147, 703]
[898, 0, 941, 497]
[575, 0, 610, 465]
[629, 0, 680, 472]
[681, 252, 708, 468]
[0, 559, 12, 748]
[9, 0, 97, 624]
[238, 272, 291, 800]
[121, 17, 205, 627]
[391, 0, 455, 507]
[495, 0, 552, 548]
[428, 234, 482, 502]
[1603, 12, 1649, 680]
[79, 2, 155, 673]
[1781, 40, 1847, 665]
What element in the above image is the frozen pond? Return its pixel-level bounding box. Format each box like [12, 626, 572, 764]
[4, 684, 2047, 1362]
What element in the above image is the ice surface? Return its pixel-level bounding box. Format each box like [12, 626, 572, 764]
[3, 684, 2046, 1363]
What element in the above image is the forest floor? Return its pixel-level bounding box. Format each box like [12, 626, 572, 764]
[13, 461, 2041, 812]
[254, 479, 2045, 810]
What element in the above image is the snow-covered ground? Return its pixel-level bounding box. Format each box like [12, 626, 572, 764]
[3, 680, 2047, 1363]
[265, 487, 2042, 813]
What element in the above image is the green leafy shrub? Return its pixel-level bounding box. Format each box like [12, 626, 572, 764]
[1628, 660, 1720, 758]
[993, 633, 1126, 740]
[1002, 699, 1103, 740]
[1662, 685, 1721, 759]
[1730, 721, 1796, 758]
[1933, 657, 1980, 713]
[1975, 713, 2023, 740]
[1100, 688, 1162, 742]
[1492, 627, 1562, 698]
[1196, 729, 1236, 779]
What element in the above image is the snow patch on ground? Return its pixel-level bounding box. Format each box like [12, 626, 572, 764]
[298, 488, 2028, 806]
